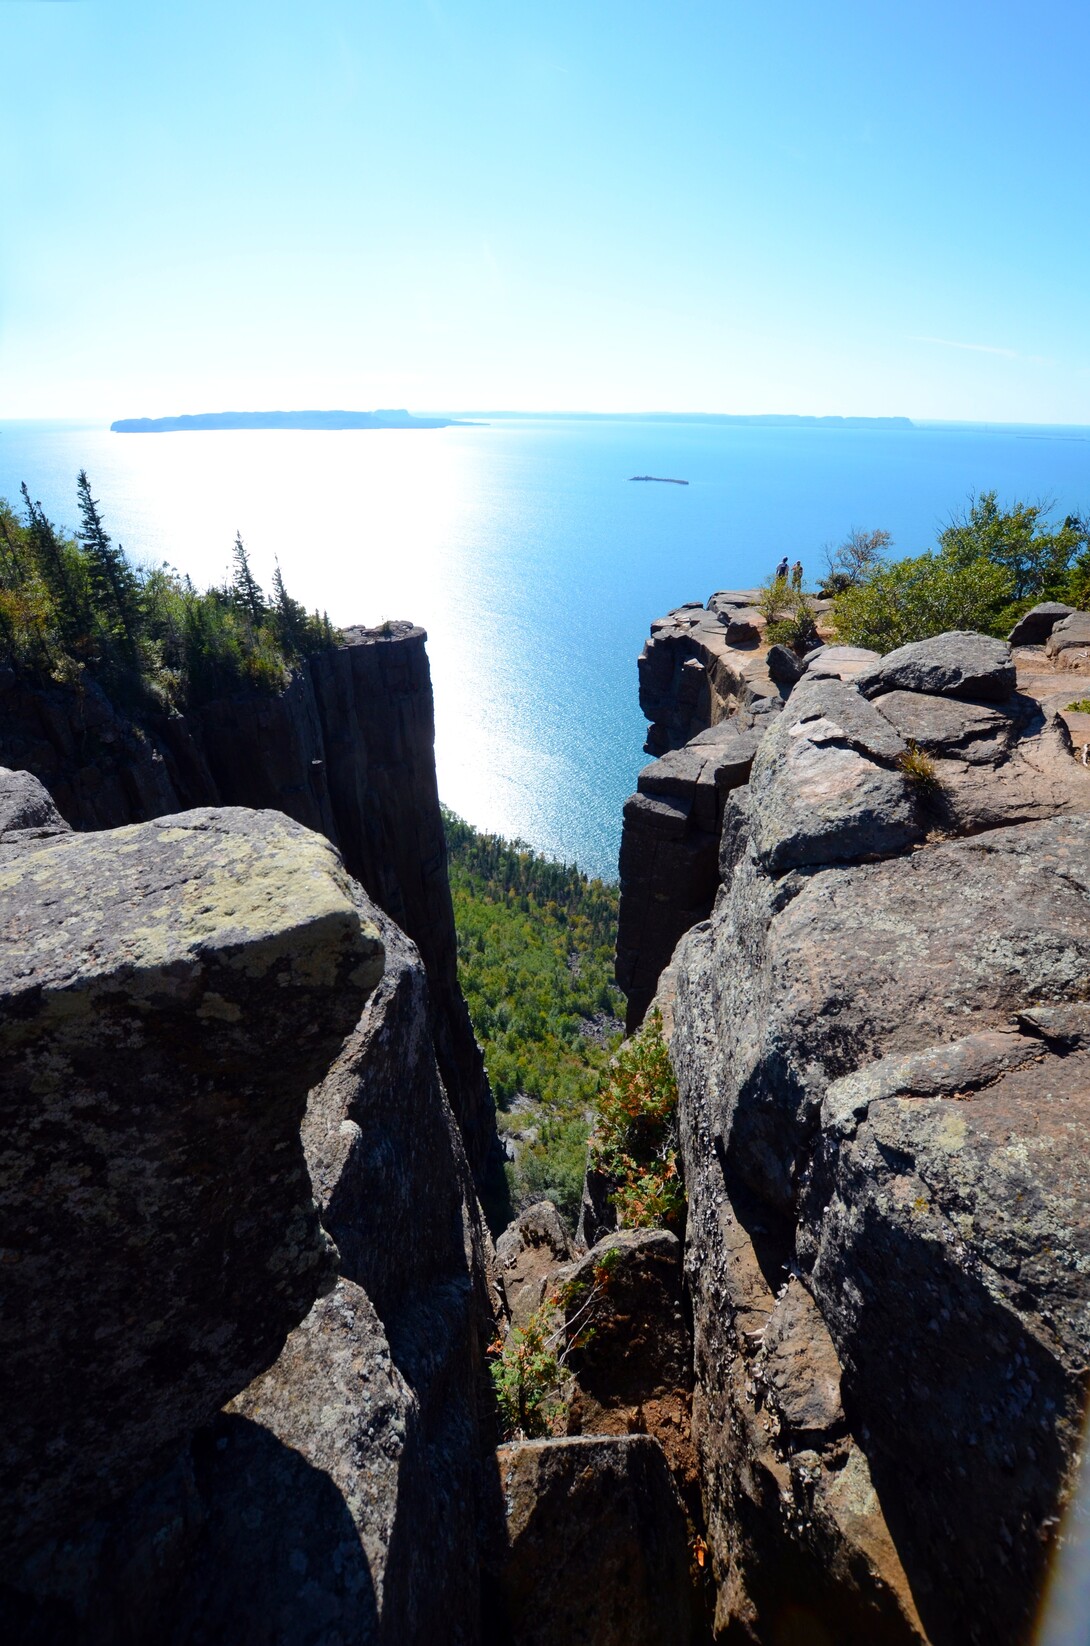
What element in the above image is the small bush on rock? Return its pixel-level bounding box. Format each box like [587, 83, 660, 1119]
[897, 740, 942, 790]
[589, 1010, 685, 1233]
[758, 574, 819, 653]
[489, 1298, 572, 1439]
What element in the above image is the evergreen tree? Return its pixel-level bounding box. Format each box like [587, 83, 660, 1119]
[231, 531, 265, 626]
[76, 469, 141, 651]
[271, 558, 309, 655]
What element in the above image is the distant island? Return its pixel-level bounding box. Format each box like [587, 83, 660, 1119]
[629, 475, 689, 485]
[448, 411, 915, 429]
[110, 409, 480, 434]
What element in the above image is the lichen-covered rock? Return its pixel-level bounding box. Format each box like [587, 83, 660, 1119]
[809, 1017, 1090, 1646]
[1, 806, 384, 1567]
[0, 624, 499, 1196]
[173, 1280, 415, 1646]
[856, 631, 1016, 702]
[488, 1435, 693, 1646]
[671, 786, 1090, 1641]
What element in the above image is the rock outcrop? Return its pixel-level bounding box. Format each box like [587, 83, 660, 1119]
[616, 721, 762, 1029]
[0, 789, 384, 1571]
[0, 624, 496, 1189]
[1, 774, 501, 1644]
[655, 630, 1090, 1643]
[487, 1435, 694, 1646]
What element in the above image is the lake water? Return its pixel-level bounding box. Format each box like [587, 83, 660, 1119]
[2, 415, 1088, 879]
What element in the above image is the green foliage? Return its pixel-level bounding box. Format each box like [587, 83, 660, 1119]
[832, 550, 1015, 652]
[443, 809, 624, 1225]
[1066, 699, 1090, 714]
[590, 1009, 685, 1233]
[832, 492, 1089, 651]
[758, 573, 819, 651]
[489, 1298, 572, 1439]
[0, 476, 340, 712]
[937, 492, 1087, 603]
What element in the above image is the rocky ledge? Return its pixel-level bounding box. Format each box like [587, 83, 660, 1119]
[625, 624, 1090, 1644]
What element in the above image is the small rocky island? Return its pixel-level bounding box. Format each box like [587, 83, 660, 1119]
[629, 474, 689, 485]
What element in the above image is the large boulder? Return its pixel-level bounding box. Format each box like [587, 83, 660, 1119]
[856, 632, 1016, 702]
[1045, 610, 1090, 666]
[3, 861, 501, 1646]
[746, 676, 921, 874]
[1007, 602, 1073, 646]
[1, 802, 384, 1567]
[488, 1435, 693, 1646]
[0, 765, 72, 842]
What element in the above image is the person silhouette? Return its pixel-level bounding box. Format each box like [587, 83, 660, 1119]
[775, 556, 789, 581]
[791, 560, 803, 590]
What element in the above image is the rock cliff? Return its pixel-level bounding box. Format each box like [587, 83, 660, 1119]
[0, 622, 496, 1188]
[1, 776, 502, 1643]
[620, 615, 1090, 1643]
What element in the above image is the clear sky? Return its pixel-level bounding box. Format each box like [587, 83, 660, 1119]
[2, 0, 1089, 422]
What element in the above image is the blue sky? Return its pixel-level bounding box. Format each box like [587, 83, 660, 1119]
[2, 0, 1089, 421]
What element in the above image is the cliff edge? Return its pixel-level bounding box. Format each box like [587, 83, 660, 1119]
[620, 611, 1090, 1643]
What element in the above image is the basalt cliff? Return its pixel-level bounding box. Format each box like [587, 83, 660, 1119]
[616, 594, 1090, 1644]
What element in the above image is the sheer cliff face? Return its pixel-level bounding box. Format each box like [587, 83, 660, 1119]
[637, 631, 1090, 1645]
[0, 622, 497, 1186]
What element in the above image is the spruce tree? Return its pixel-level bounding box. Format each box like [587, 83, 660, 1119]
[76, 469, 141, 652]
[231, 532, 265, 627]
[271, 558, 308, 655]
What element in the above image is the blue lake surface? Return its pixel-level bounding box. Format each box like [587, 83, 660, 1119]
[2, 415, 1088, 879]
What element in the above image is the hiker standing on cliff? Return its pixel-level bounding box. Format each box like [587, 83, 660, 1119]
[775, 556, 790, 582]
[791, 560, 803, 590]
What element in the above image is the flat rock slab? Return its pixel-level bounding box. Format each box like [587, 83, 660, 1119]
[0, 806, 383, 1564]
[857, 632, 1016, 702]
[802, 645, 882, 683]
[492, 1434, 692, 1646]
[871, 690, 1018, 764]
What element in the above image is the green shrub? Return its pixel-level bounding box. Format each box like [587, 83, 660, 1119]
[758, 574, 819, 652]
[1066, 699, 1090, 714]
[489, 1298, 572, 1439]
[832, 493, 1088, 652]
[832, 552, 1014, 651]
[589, 1009, 685, 1233]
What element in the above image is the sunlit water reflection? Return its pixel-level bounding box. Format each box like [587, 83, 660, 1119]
[2, 416, 1088, 878]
